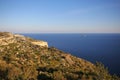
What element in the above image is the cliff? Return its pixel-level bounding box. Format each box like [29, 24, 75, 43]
[0, 32, 119, 80]
[0, 32, 48, 47]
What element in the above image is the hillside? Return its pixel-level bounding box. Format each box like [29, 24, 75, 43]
[0, 32, 119, 80]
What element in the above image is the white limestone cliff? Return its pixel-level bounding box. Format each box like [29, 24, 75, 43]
[0, 32, 48, 47]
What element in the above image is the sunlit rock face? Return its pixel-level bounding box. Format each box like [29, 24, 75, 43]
[31, 41, 48, 47]
[0, 32, 15, 45]
[0, 32, 48, 47]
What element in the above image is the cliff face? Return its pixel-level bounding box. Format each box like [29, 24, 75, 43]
[0, 32, 119, 80]
[31, 41, 48, 47]
[0, 32, 48, 47]
[0, 32, 15, 45]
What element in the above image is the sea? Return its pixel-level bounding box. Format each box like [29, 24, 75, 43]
[22, 33, 120, 76]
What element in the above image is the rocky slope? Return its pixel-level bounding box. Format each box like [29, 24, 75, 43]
[0, 32, 119, 80]
[0, 32, 48, 47]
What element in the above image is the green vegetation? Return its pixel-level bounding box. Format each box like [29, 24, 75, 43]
[0, 32, 119, 80]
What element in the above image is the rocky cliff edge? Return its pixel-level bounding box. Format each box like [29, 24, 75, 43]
[0, 32, 48, 47]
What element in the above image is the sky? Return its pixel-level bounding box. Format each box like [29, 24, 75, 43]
[0, 0, 120, 33]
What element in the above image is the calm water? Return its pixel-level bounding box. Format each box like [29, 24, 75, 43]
[22, 33, 120, 76]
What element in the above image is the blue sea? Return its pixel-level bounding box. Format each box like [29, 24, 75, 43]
[22, 33, 120, 76]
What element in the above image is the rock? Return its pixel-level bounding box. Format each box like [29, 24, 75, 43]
[31, 41, 48, 47]
[0, 32, 15, 45]
[14, 34, 26, 41]
[0, 32, 48, 47]
[61, 54, 74, 65]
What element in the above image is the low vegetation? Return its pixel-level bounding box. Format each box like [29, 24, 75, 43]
[0, 32, 119, 80]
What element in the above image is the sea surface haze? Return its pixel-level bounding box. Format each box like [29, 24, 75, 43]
[22, 33, 120, 76]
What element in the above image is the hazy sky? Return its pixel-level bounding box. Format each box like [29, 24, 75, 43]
[0, 0, 120, 33]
